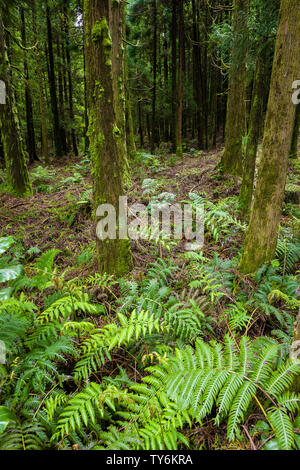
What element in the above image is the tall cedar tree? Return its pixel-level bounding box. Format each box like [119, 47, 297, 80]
[171, 0, 177, 152]
[46, 1, 63, 157]
[239, 46, 267, 221]
[0, 15, 32, 197]
[123, 5, 136, 158]
[64, 7, 78, 156]
[32, 0, 49, 165]
[111, 0, 131, 186]
[221, 0, 248, 175]
[290, 103, 299, 158]
[20, 7, 38, 163]
[240, 0, 300, 274]
[175, 0, 183, 158]
[150, 0, 157, 153]
[83, 0, 133, 276]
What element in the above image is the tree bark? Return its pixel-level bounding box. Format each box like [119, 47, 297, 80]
[56, 33, 68, 154]
[32, 0, 49, 165]
[171, 0, 177, 152]
[0, 17, 32, 197]
[46, 1, 63, 157]
[20, 7, 38, 164]
[290, 104, 299, 158]
[64, 8, 78, 156]
[83, 21, 89, 155]
[138, 100, 143, 147]
[111, 0, 130, 185]
[150, 0, 157, 154]
[239, 48, 267, 221]
[239, 0, 300, 274]
[122, 4, 136, 158]
[83, 0, 133, 276]
[192, 0, 204, 149]
[175, 0, 183, 158]
[221, 0, 248, 175]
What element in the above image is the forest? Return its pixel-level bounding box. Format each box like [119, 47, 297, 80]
[0, 0, 299, 453]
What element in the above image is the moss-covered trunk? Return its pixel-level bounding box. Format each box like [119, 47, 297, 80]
[290, 103, 299, 158]
[175, 0, 183, 158]
[171, 0, 177, 153]
[64, 7, 78, 157]
[83, 0, 133, 276]
[46, 1, 63, 158]
[32, 0, 49, 165]
[122, 4, 136, 159]
[221, 0, 248, 176]
[239, 49, 267, 221]
[150, 0, 158, 154]
[0, 17, 32, 197]
[21, 7, 38, 164]
[111, 0, 131, 186]
[239, 0, 300, 274]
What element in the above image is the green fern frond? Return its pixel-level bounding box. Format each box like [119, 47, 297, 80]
[139, 336, 300, 448]
[74, 310, 167, 381]
[37, 292, 102, 324]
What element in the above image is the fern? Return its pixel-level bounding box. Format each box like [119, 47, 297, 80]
[139, 336, 300, 449]
[52, 384, 133, 440]
[37, 292, 103, 324]
[74, 310, 167, 381]
[276, 239, 300, 273]
[0, 421, 49, 450]
[186, 193, 247, 242]
[268, 289, 300, 310]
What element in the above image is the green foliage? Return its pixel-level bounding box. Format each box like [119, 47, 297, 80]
[186, 193, 246, 243]
[140, 336, 299, 449]
[0, 239, 299, 451]
[37, 292, 103, 324]
[0, 421, 48, 450]
[276, 238, 300, 273]
[73, 309, 167, 381]
[30, 166, 56, 193]
[0, 0, 296, 452]
[0, 236, 23, 300]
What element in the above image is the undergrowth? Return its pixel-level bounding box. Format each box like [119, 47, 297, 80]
[0, 191, 299, 451]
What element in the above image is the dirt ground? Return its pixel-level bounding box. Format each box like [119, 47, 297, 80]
[0, 144, 266, 279]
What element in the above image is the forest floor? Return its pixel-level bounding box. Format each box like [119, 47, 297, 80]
[0, 141, 299, 282]
[0, 143, 245, 276]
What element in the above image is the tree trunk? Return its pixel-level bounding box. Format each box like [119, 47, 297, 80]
[290, 104, 299, 158]
[239, 0, 300, 274]
[171, 0, 177, 152]
[0, 17, 32, 197]
[111, 0, 130, 185]
[64, 8, 78, 156]
[138, 100, 144, 147]
[56, 33, 68, 154]
[32, 0, 49, 165]
[46, 1, 63, 157]
[83, 22, 89, 155]
[20, 7, 38, 164]
[123, 5, 136, 158]
[83, 0, 133, 276]
[175, 0, 183, 158]
[150, 0, 157, 154]
[202, 0, 209, 149]
[221, 0, 248, 175]
[192, 0, 204, 149]
[163, 24, 169, 142]
[239, 48, 267, 221]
